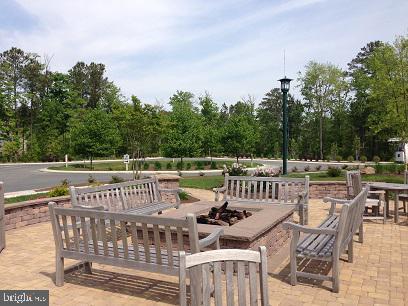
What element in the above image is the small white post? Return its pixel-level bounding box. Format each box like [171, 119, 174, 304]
[124, 154, 130, 171]
[65, 154, 68, 168]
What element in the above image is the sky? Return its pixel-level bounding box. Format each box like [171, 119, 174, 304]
[0, 0, 407, 106]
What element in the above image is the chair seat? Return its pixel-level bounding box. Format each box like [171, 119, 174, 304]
[399, 193, 408, 199]
[366, 198, 380, 207]
[296, 215, 339, 258]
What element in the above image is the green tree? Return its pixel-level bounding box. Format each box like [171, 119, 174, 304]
[221, 99, 258, 162]
[69, 109, 120, 169]
[199, 92, 219, 160]
[163, 91, 202, 167]
[298, 61, 349, 160]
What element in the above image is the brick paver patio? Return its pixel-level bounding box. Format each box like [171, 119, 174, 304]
[0, 189, 407, 305]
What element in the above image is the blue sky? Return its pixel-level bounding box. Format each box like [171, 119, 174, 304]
[0, 0, 407, 106]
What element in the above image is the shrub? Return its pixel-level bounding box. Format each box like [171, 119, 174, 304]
[373, 155, 381, 163]
[225, 163, 247, 176]
[335, 155, 342, 162]
[176, 161, 183, 170]
[88, 175, 96, 184]
[291, 166, 298, 173]
[154, 161, 162, 170]
[253, 167, 280, 177]
[210, 161, 217, 169]
[204, 161, 211, 166]
[179, 191, 189, 201]
[327, 166, 341, 177]
[48, 185, 69, 197]
[315, 165, 322, 171]
[304, 165, 310, 172]
[195, 161, 204, 170]
[342, 164, 348, 170]
[360, 155, 367, 163]
[110, 175, 124, 184]
[166, 162, 172, 170]
[60, 179, 70, 187]
[186, 163, 192, 170]
[143, 162, 149, 170]
[347, 155, 354, 162]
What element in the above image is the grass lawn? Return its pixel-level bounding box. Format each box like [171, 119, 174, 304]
[287, 171, 404, 183]
[5, 192, 50, 205]
[180, 176, 225, 190]
[49, 160, 261, 172]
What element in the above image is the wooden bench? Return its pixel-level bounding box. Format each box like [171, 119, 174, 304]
[70, 176, 181, 215]
[214, 174, 310, 224]
[283, 188, 368, 292]
[48, 202, 224, 286]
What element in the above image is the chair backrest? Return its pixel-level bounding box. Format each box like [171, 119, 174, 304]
[48, 203, 201, 274]
[346, 170, 362, 198]
[222, 174, 309, 204]
[0, 182, 5, 252]
[336, 188, 368, 255]
[70, 176, 162, 212]
[179, 247, 269, 306]
[405, 170, 408, 184]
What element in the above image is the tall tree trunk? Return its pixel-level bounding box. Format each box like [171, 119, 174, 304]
[319, 115, 323, 160]
[90, 156, 93, 170]
[236, 155, 239, 163]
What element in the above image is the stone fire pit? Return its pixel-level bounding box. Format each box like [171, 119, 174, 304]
[162, 201, 294, 257]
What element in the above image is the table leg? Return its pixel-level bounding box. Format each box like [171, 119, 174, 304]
[395, 192, 399, 223]
[385, 191, 390, 217]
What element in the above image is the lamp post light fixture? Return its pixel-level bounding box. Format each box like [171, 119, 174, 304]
[278, 77, 292, 175]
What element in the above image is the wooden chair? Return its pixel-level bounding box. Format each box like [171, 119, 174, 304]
[346, 170, 385, 223]
[179, 247, 269, 306]
[399, 170, 408, 214]
[0, 182, 4, 253]
[284, 188, 368, 292]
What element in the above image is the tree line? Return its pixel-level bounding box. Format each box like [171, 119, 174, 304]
[0, 34, 407, 164]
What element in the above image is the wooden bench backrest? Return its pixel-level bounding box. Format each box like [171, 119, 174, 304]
[179, 247, 269, 306]
[337, 188, 368, 254]
[346, 170, 362, 199]
[49, 203, 200, 274]
[70, 177, 162, 212]
[222, 174, 309, 204]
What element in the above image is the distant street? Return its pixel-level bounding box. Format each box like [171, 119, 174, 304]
[0, 158, 352, 193]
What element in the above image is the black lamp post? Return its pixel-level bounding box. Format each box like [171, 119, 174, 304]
[278, 77, 292, 175]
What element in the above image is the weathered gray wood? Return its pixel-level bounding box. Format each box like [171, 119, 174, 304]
[226, 261, 234, 306]
[214, 174, 309, 224]
[48, 203, 223, 287]
[179, 247, 269, 306]
[284, 188, 368, 292]
[70, 176, 180, 215]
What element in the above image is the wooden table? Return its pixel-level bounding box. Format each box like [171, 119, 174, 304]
[368, 182, 408, 223]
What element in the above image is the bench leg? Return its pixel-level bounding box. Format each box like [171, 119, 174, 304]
[55, 255, 64, 286]
[332, 257, 339, 293]
[348, 240, 353, 263]
[290, 231, 299, 286]
[84, 262, 92, 274]
[358, 222, 363, 243]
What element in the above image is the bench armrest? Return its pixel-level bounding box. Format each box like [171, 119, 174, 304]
[323, 197, 350, 215]
[158, 188, 182, 207]
[213, 186, 226, 201]
[283, 222, 337, 235]
[198, 228, 224, 250]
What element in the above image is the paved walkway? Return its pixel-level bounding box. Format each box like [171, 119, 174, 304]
[0, 190, 407, 305]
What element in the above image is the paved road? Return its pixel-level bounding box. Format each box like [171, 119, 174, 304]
[0, 158, 354, 193]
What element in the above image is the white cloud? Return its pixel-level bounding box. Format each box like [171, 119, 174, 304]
[0, 0, 406, 106]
